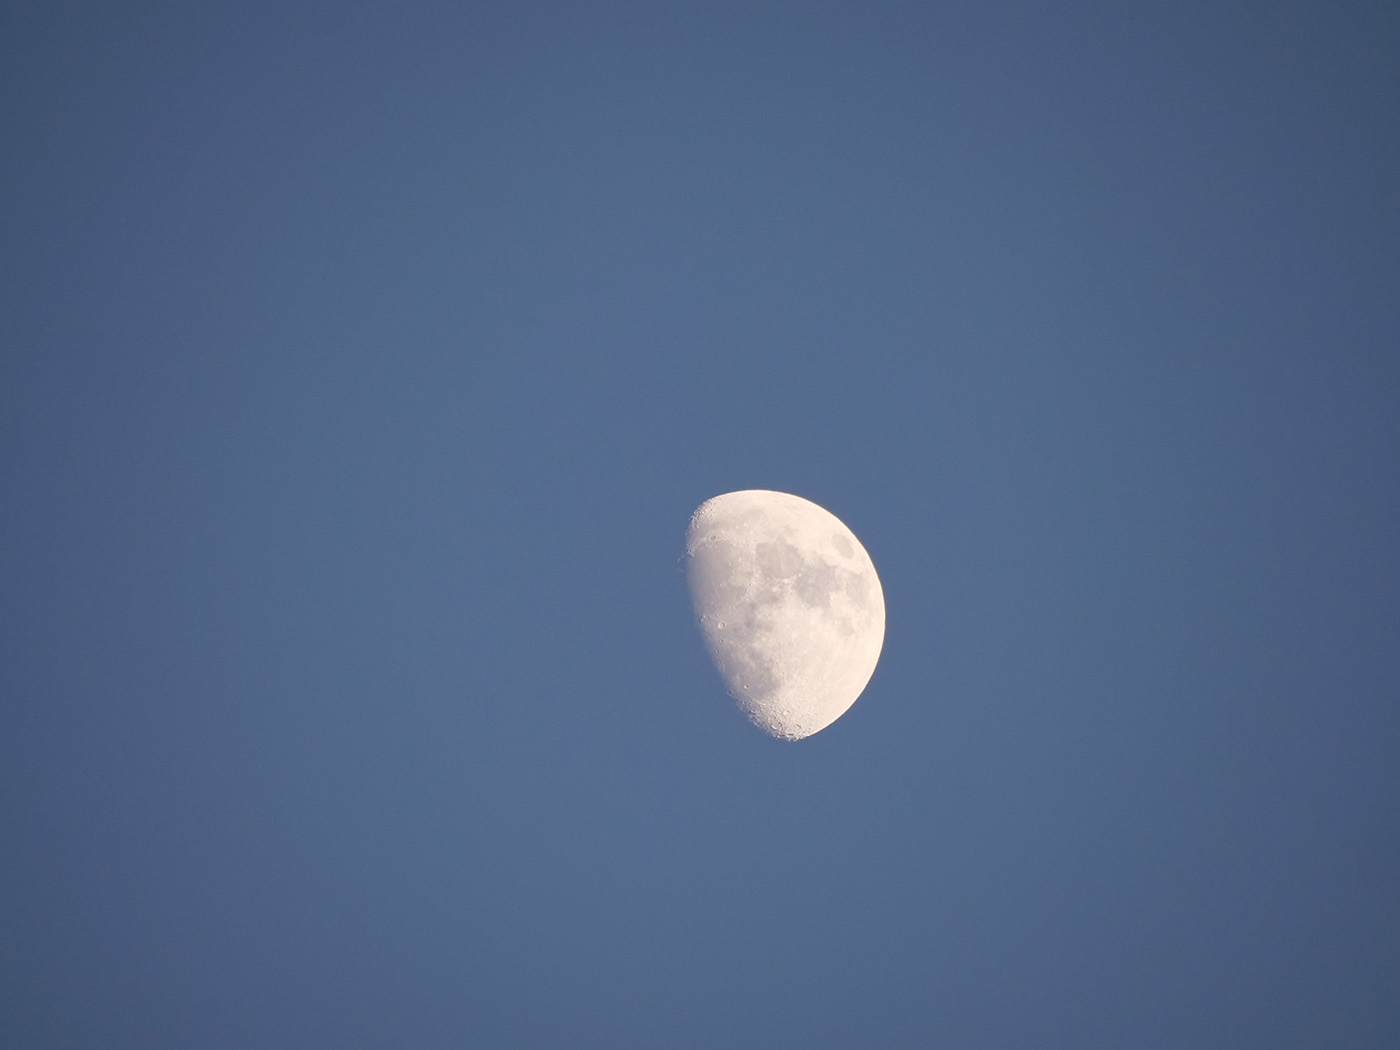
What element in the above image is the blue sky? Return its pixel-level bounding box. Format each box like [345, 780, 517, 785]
[3, 2, 1399, 1047]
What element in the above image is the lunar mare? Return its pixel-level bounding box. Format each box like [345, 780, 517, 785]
[685, 490, 885, 740]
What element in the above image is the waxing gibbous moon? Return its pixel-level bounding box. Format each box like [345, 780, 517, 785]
[685, 490, 885, 741]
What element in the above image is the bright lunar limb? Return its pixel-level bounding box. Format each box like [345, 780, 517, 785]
[685, 490, 885, 741]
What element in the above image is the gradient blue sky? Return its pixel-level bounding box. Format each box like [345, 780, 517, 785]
[3, 2, 1399, 1047]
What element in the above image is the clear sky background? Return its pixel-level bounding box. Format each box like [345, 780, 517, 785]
[3, 2, 1398, 1047]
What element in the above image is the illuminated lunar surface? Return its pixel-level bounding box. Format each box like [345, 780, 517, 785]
[685, 490, 885, 740]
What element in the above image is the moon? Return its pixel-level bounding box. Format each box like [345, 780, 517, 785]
[685, 490, 885, 740]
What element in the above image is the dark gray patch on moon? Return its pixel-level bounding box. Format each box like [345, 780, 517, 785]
[756, 539, 803, 579]
[794, 559, 845, 608]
